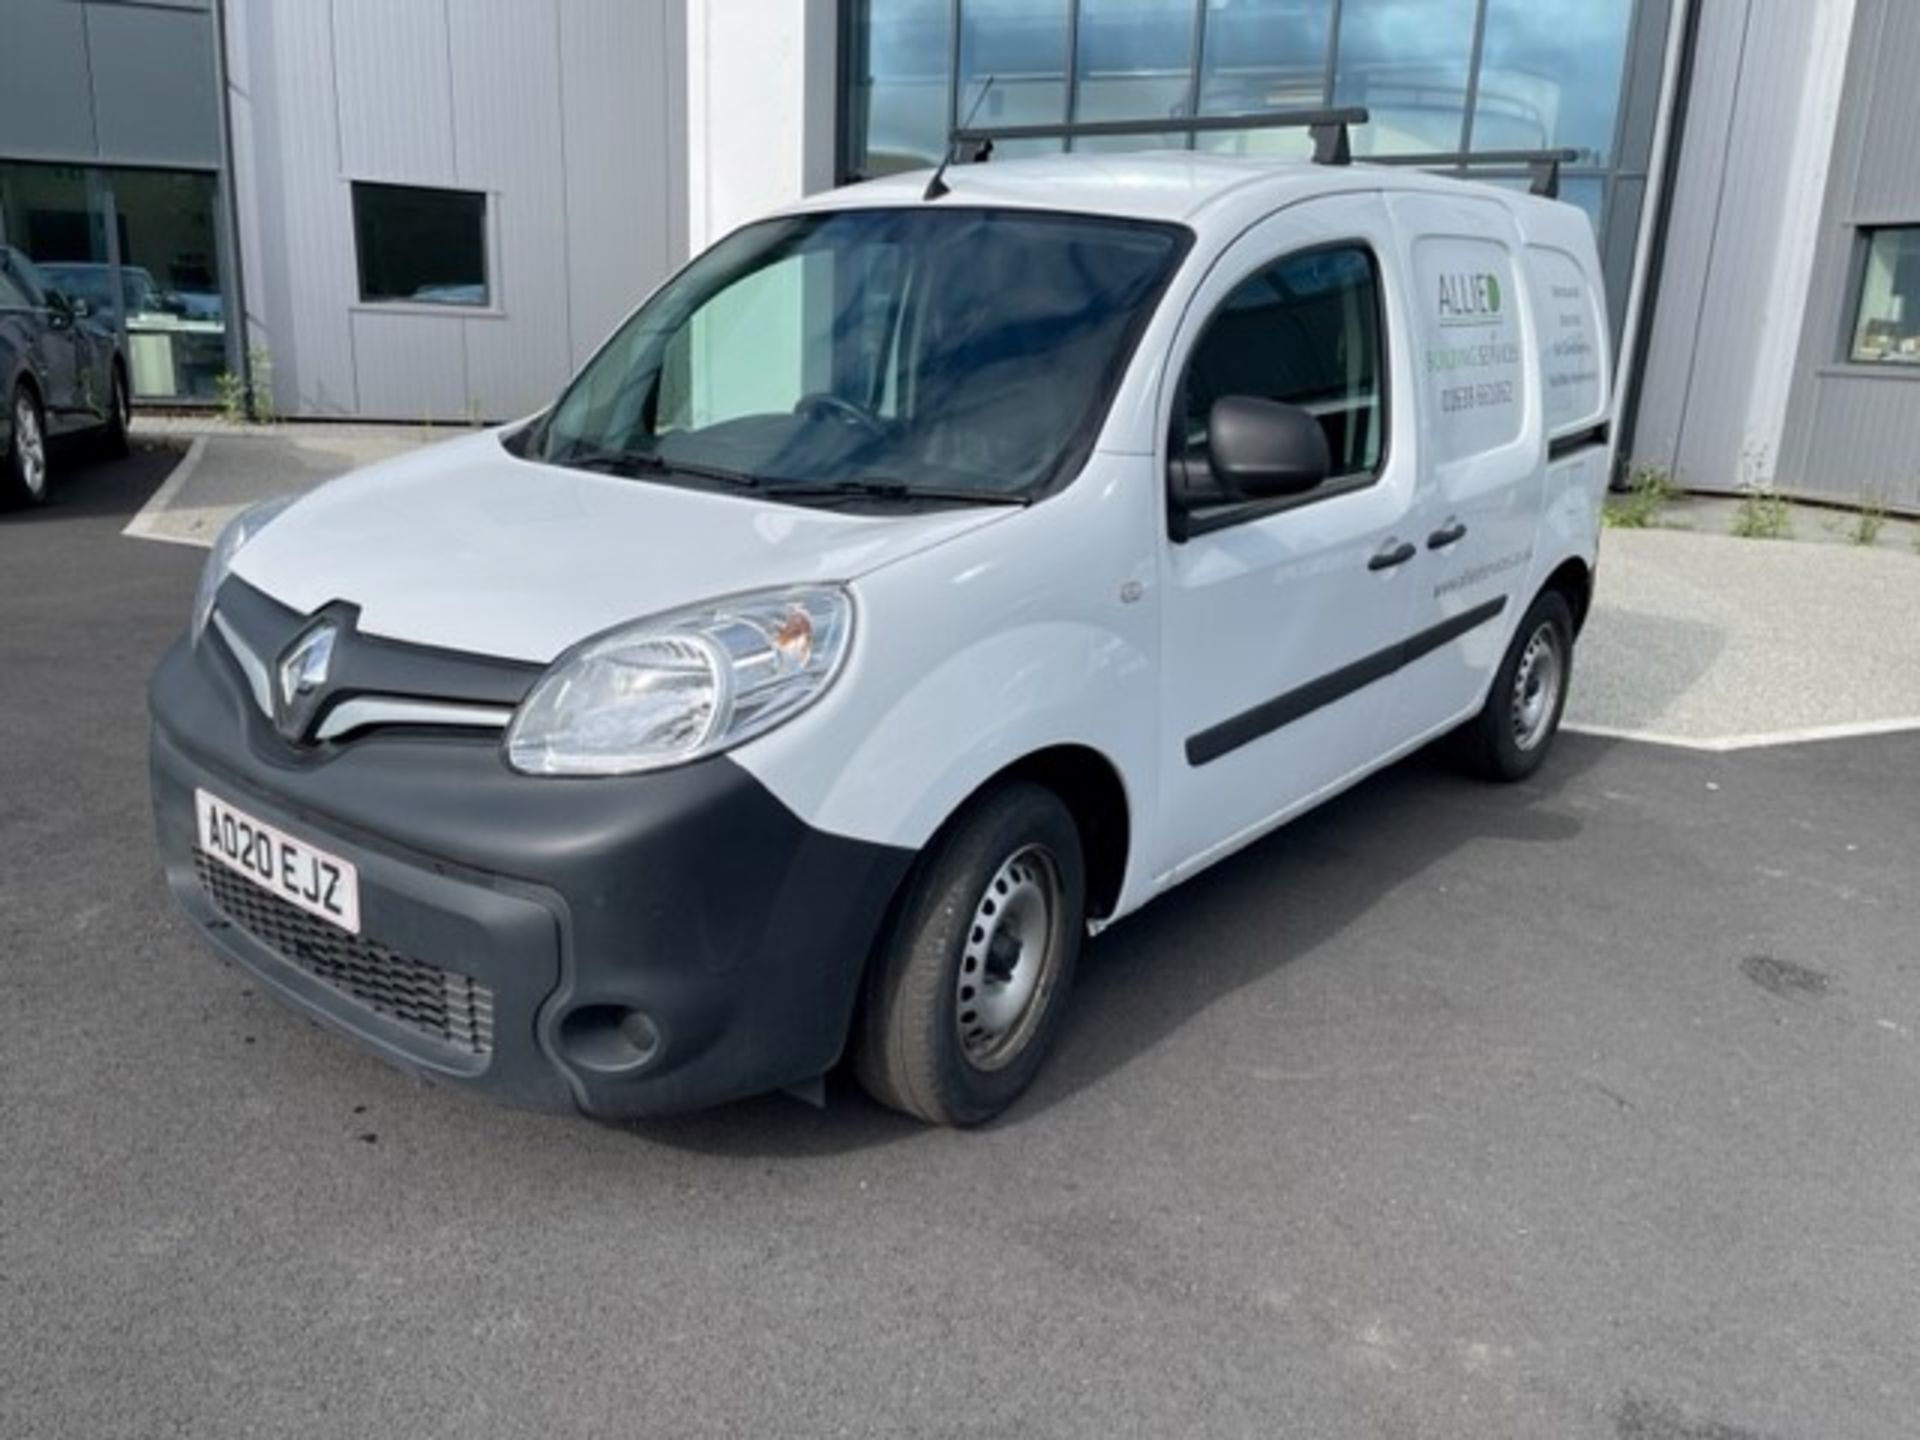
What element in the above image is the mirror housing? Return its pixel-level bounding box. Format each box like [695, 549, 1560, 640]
[1206, 395, 1331, 500]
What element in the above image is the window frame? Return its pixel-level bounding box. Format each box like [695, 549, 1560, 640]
[1845, 224, 1920, 370]
[1167, 237, 1393, 542]
[348, 180, 495, 312]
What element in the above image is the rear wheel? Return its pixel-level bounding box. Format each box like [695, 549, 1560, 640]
[1459, 589, 1574, 782]
[4, 384, 49, 507]
[855, 783, 1085, 1126]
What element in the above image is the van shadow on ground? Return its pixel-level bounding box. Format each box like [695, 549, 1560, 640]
[633, 732, 1614, 1159]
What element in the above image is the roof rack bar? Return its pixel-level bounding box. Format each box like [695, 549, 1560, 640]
[951, 107, 1371, 168]
[1365, 148, 1582, 198]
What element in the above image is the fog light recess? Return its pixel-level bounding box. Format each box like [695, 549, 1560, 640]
[558, 1004, 663, 1075]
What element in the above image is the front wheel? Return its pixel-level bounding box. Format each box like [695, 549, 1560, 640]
[854, 783, 1086, 1126]
[1459, 589, 1574, 782]
[4, 384, 49, 507]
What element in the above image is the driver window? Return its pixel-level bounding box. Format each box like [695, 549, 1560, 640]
[1177, 244, 1385, 489]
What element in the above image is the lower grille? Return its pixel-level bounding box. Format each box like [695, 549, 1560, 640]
[194, 851, 495, 1058]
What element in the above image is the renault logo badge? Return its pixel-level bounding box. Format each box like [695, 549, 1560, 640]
[273, 619, 341, 742]
[279, 622, 337, 705]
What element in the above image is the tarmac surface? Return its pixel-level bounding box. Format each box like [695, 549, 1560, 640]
[4, 443, 1918, 1439]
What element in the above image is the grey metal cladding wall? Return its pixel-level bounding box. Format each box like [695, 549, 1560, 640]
[1629, 0, 1751, 479]
[241, 0, 686, 419]
[0, 0, 217, 167]
[559, 0, 687, 370]
[86, 2, 221, 167]
[0, 2, 96, 158]
[1632, 0, 1824, 489]
[1779, 0, 1920, 511]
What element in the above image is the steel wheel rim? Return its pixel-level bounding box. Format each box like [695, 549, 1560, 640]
[1510, 622, 1563, 752]
[14, 395, 45, 499]
[955, 843, 1064, 1072]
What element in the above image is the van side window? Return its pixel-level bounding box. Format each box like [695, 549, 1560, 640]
[1177, 245, 1385, 490]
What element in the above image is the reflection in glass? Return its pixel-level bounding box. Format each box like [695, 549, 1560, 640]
[106, 168, 226, 401]
[1333, 0, 1478, 154]
[850, 0, 951, 176]
[0, 162, 108, 285]
[1472, 0, 1633, 162]
[0, 160, 230, 403]
[961, 0, 1070, 157]
[1198, 0, 1331, 120]
[1852, 229, 1920, 365]
[1073, 0, 1195, 130]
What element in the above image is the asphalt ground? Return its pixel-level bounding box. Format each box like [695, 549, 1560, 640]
[3, 446, 1918, 1439]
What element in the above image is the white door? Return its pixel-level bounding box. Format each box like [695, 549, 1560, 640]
[1153, 195, 1421, 886]
[1379, 193, 1546, 743]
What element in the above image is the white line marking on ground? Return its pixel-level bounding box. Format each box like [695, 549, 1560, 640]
[121, 436, 212, 547]
[1564, 717, 1920, 752]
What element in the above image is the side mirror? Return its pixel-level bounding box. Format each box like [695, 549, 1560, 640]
[1206, 396, 1331, 500]
[67, 295, 93, 319]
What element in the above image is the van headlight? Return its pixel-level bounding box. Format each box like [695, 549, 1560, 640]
[505, 587, 853, 776]
[192, 495, 296, 642]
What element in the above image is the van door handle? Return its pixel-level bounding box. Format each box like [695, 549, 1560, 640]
[1427, 520, 1468, 549]
[1367, 539, 1417, 571]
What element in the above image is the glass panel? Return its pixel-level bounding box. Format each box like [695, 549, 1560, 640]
[0, 161, 109, 297]
[850, 0, 951, 177]
[1472, 0, 1634, 163]
[1851, 229, 1920, 366]
[103, 167, 226, 401]
[1180, 246, 1384, 479]
[1072, 0, 1196, 133]
[540, 208, 1188, 499]
[1198, 0, 1331, 118]
[960, 0, 1070, 158]
[351, 183, 488, 306]
[1333, 0, 1478, 155]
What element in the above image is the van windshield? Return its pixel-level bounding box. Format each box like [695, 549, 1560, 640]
[533, 207, 1189, 504]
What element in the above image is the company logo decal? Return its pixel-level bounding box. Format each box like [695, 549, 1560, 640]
[1437, 272, 1503, 322]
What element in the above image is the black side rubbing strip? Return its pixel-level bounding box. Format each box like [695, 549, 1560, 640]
[1548, 422, 1610, 462]
[1185, 597, 1508, 767]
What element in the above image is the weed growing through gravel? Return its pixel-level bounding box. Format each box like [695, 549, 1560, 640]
[1604, 461, 1679, 529]
[1732, 491, 1793, 539]
[1851, 495, 1887, 546]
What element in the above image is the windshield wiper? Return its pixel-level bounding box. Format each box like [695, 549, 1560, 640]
[555, 445, 760, 491]
[768, 478, 1030, 508]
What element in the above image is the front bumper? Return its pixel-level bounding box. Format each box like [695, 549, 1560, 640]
[148, 630, 913, 1117]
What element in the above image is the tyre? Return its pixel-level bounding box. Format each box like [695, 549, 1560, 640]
[855, 782, 1086, 1126]
[101, 364, 130, 458]
[3, 383, 49, 508]
[1459, 589, 1574, 782]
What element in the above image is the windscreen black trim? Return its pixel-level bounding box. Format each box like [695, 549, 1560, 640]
[1185, 596, 1508, 767]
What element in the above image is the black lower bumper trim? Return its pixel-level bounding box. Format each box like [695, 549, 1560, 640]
[149, 634, 915, 1117]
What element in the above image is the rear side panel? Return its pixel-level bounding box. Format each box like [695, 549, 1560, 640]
[1383, 191, 1546, 733]
[1515, 198, 1614, 611]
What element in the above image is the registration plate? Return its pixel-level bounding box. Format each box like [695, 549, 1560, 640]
[194, 788, 361, 935]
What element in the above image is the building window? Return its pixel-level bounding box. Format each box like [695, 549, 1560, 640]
[351, 182, 489, 307]
[1850, 228, 1920, 366]
[0, 161, 229, 403]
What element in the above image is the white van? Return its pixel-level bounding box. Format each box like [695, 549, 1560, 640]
[149, 120, 1611, 1125]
